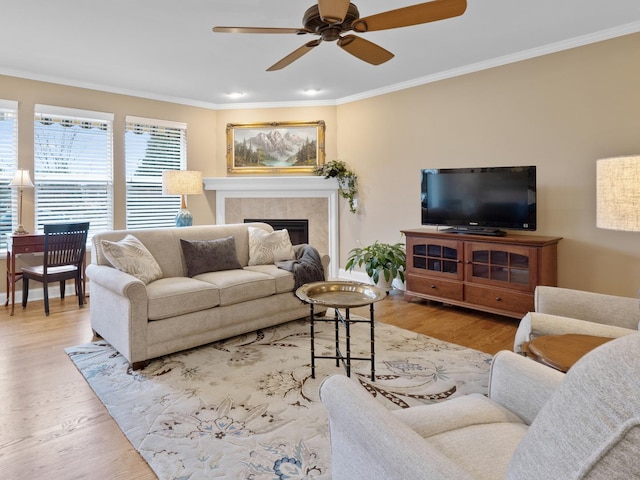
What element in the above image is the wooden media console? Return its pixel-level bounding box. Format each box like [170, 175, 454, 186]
[402, 229, 562, 318]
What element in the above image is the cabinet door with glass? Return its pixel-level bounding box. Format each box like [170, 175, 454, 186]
[407, 236, 463, 280]
[464, 243, 537, 292]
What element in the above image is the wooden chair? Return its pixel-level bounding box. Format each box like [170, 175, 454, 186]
[21, 222, 90, 316]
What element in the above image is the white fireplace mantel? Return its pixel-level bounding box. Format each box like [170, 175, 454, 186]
[203, 176, 340, 278]
[203, 176, 339, 192]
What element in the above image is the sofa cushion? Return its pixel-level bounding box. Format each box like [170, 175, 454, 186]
[248, 226, 295, 266]
[194, 268, 276, 306]
[426, 423, 527, 480]
[244, 264, 295, 293]
[100, 234, 163, 285]
[146, 277, 221, 320]
[180, 236, 242, 277]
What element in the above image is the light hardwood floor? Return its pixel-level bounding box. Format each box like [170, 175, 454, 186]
[0, 291, 517, 479]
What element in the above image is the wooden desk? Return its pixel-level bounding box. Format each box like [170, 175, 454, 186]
[5, 234, 45, 316]
[523, 334, 614, 372]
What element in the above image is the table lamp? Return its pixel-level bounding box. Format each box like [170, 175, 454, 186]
[596, 155, 640, 231]
[9, 169, 34, 235]
[162, 170, 203, 227]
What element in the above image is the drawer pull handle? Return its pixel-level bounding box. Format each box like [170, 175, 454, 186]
[430, 285, 437, 289]
[496, 297, 502, 302]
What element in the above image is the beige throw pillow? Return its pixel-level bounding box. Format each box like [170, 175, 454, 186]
[248, 226, 296, 266]
[101, 234, 163, 284]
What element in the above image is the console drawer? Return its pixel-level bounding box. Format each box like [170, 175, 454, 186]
[465, 285, 533, 315]
[407, 274, 463, 302]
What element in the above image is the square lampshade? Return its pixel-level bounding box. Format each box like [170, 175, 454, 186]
[162, 170, 203, 195]
[596, 155, 640, 232]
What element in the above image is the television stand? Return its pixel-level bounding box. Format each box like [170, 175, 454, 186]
[402, 229, 562, 318]
[442, 227, 506, 237]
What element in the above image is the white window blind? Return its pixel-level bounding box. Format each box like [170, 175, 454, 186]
[125, 116, 186, 229]
[34, 105, 114, 238]
[0, 100, 18, 250]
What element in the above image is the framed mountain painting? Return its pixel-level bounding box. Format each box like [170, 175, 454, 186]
[226, 120, 325, 175]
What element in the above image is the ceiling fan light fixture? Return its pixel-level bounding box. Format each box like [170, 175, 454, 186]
[318, 0, 351, 24]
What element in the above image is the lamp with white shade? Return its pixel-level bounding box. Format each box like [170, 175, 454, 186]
[9, 169, 34, 235]
[162, 170, 203, 227]
[596, 155, 640, 232]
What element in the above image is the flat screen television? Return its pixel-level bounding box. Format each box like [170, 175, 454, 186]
[421, 165, 536, 236]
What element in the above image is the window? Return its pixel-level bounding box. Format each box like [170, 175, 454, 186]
[34, 105, 114, 238]
[0, 100, 18, 250]
[125, 116, 187, 229]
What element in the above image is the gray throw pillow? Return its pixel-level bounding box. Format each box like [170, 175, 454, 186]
[180, 236, 243, 277]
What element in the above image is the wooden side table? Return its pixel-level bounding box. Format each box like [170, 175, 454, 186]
[522, 334, 614, 372]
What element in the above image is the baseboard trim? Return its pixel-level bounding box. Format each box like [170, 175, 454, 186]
[337, 268, 406, 291]
[2, 282, 91, 305]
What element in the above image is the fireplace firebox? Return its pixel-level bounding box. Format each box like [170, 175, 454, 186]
[245, 219, 309, 245]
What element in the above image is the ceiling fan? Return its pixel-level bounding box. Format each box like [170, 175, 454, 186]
[212, 0, 467, 71]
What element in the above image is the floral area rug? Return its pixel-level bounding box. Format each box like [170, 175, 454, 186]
[65, 314, 492, 479]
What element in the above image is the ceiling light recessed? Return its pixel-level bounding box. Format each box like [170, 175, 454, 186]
[227, 92, 245, 99]
[303, 88, 321, 96]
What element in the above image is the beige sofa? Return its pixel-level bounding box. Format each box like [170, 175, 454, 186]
[87, 223, 328, 369]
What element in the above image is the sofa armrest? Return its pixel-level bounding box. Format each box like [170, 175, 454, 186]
[488, 350, 564, 425]
[86, 263, 149, 366]
[535, 286, 640, 330]
[320, 375, 474, 480]
[513, 311, 637, 353]
[87, 263, 148, 299]
[293, 244, 330, 279]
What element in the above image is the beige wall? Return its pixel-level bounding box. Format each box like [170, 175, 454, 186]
[2, 32, 640, 299]
[336, 32, 640, 296]
[0, 76, 220, 229]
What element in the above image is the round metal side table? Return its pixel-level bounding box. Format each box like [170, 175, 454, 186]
[296, 281, 386, 381]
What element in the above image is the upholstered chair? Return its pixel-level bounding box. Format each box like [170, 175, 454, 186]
[513, 285, 640, 353]
[320, 334, 640, 480]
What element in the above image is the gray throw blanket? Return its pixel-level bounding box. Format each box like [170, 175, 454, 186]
[276, 244, 326, 290]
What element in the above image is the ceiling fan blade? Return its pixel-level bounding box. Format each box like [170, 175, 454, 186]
[267, 40, 322, 71]
[318, 0, 350, 24]
[212, 26, 308, 35]
[337, 35, 394, 66]
[352, 0, 467, 33]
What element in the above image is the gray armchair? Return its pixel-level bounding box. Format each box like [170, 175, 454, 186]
[320, 334, 640, 480]
[514, 286, 639, 353]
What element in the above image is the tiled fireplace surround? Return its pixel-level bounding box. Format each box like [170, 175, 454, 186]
[203, 176, 340, 278]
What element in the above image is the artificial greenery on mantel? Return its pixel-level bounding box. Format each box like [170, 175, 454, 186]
[315, 160, 358, 214]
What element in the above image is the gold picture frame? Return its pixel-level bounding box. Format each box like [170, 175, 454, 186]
[226, 120, 325, 175]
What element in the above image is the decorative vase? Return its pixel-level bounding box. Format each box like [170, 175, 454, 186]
[374, 275, 394, 293]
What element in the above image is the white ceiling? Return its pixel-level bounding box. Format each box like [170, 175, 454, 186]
[2, 0, 640, 108]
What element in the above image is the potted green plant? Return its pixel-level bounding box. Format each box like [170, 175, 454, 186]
[345, 241, 406, 290]
[315, 160, 358, 214]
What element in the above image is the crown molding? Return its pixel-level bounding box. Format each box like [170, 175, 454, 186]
[3, 21, 639, 110]
[335, 21, 640, 105]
